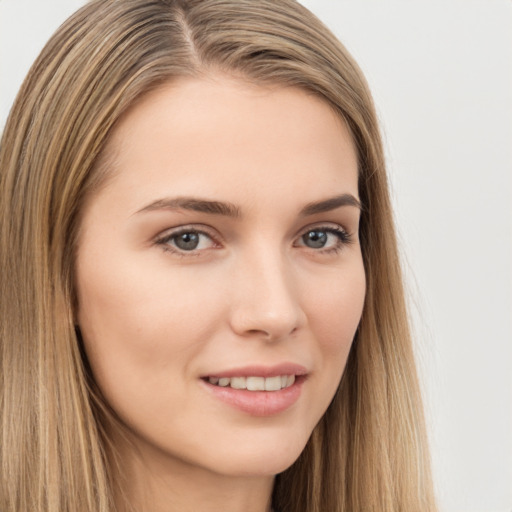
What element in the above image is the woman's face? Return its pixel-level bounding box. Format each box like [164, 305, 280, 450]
[75, 75, 365, 478]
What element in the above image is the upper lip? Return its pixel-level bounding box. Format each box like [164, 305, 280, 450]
[203, 363, 308, 379]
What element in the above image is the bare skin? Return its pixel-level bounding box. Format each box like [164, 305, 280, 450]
[75, 74, 365, 512]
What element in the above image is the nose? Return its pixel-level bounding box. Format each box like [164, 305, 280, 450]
[228, 247, 306, 342]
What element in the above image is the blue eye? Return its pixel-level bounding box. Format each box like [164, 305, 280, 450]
[157, 229, 216, 253]
[174, 232, 200, 250]
[302, 229, 328, 248]
[299, 227, 351, 251]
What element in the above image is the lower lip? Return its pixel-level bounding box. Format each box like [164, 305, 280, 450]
[201, 377, 305, 417]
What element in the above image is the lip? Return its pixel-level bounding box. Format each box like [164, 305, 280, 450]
[200, 363, 308, 417]
[204, 363, 308, 379]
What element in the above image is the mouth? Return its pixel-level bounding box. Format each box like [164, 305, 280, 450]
[205, 375, 296, 391]
[200, 365, 307, 416]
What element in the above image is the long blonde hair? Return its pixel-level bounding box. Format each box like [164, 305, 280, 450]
[0, 1, 436, 511]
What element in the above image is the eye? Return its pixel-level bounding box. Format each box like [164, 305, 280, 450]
[155, 227, 217, 254]
[296, 226, 352, 252]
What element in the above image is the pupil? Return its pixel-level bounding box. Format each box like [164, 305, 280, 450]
[304, 230, 327, 248]
[175, 232, 200, 250]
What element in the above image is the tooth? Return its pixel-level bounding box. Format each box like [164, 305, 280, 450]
[265, 376, 282, 391]
[246, 376, 265, 391]
[213, 375, 295, 390]
[230, 377, 246, 389]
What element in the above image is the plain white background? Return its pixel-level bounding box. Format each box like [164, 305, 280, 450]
[1, 1, 511, 511]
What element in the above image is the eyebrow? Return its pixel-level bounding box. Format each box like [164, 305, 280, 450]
[135, 193, 361, 218]
[299, 194, 362, 216]
[136, 197, 241, 217]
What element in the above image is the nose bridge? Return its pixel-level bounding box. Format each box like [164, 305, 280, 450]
[230, 242, 305, 340]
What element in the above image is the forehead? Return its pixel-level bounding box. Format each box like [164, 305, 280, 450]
[93, 75, 359, 213]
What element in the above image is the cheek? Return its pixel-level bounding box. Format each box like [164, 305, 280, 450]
[307, 261, 366, 353]
[303, 258, 365, 410]
[75, 268, 223, 444]
[74, 256, 224, 403]
[76, 248, 221, 341]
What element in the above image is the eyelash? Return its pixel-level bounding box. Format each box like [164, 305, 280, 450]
[295, 226, 353, 254]
[154, 225, 353, 257]
[155, 226, 219, 257]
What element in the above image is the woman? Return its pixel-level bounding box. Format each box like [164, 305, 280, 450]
[0, 1, 437, 511]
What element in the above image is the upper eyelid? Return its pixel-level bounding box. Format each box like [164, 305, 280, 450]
[295, 225, 351, 243]
[154, 226, 220, 252]
[155, 224, 218, 240]
[296, 221, 350, 238]
[154, 228, 220, 257]
[156, 222, 348, 237]
[154, 222, 353, 249]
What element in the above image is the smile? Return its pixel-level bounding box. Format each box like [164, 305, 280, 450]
[207, 375, 295, 391]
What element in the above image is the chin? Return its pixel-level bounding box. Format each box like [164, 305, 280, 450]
[205, 427, 312, 477]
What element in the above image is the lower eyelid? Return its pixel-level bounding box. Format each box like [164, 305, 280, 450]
[154, 225, 353, 253]
[299, 226, 355, 253]
[155, 228, 218, 251]
[298, 226, 350, 240]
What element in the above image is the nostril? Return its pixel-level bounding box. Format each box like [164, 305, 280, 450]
[228, 264, 306, 340]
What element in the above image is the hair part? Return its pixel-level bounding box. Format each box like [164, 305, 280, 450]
[0, 1, 436, 511]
